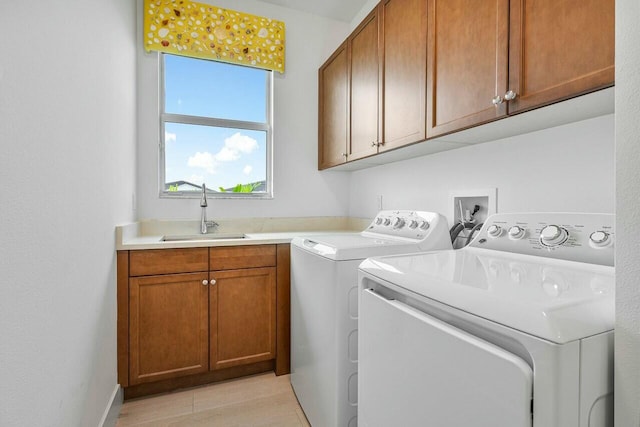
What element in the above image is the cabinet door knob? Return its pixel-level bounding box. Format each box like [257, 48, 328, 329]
[341, 153, 348, 158]
[202, 280, 208, 286]
[371, 141, 377, 147]
[504, 90, 517, 101]
[210, 279, 216, 285]
[492, 95, 503, 106]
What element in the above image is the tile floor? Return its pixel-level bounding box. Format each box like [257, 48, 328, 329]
[116, 373, 310, 426]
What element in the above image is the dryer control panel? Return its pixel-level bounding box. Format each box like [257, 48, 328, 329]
[468, 212, 615, 266]
[364, 210, 448, 241]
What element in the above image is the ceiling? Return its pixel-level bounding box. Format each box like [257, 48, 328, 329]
[257, 0, 370, 22]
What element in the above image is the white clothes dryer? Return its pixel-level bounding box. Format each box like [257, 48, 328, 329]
[290, 210, 452, 427]
[358, 212, 614, 427]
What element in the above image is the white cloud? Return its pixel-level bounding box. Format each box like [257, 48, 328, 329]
[215, 146, 240, 162]
[187, 151, 217, 174]
[214, 132, 258, 162]
[243, 165, 253, 175]
[165, 131, 177, 143]
[226, 132, 258, 153]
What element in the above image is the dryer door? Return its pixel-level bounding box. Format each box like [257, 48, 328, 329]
[359, 288, 533, 427]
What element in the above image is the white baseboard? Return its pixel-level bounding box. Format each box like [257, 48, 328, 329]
[99, 384, 123, 427]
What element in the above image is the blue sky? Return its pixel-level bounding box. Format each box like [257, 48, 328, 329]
[163, 54, 268, 191]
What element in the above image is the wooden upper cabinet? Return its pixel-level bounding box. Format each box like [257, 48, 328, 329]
[318, 42, 349, 170]
[507, 0, 615, 114]
[129, 272, 209, 385]
[349, 8, 381, 161]
[427, 0, 510, 138]
[380, 0, 427, 151]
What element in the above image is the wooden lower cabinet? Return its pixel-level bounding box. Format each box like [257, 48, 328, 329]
[118, 245, 290, 397]
[210, 267, 277, 370]
[129, 272, 210, 385]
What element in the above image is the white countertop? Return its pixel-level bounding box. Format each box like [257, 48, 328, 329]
[116, 216, 371, 250]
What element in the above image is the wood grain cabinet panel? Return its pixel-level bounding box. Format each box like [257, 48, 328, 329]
[129, 272, 209, 385]
[426, 0, 509, 138]
[380, 0, 427, 150]
[210, 245, 276, 270]
[210, 267, 277, 370]
[129, 248, 208, 276]
[349, 8, 381, 161]
[507, 0, 615, 113]
[318, 43, 349, 170]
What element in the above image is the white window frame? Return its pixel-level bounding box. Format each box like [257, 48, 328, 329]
[158, 53, 274, 199]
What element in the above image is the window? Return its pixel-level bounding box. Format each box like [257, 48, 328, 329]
[160, 54, 273, 198]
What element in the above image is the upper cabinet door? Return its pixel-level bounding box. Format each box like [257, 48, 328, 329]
[507, 0, 614, 114]
[318, 42, 349, 170]
[426, 0, 510, 138]
[380, 0, 427, 151]
[349, 9, 381, 161]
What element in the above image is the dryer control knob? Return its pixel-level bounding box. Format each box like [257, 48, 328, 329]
[487, 225, 502, 238]
[408, 220, 419, 229]
[508, 226, 526, 240]
[383, 218, 391, 226]
[392, 217, 406, 229]
[375, 217, 383, 225]
[589, 231, 611, 248]
[419, 221, 430, 230]
[540, 225, 569, 247]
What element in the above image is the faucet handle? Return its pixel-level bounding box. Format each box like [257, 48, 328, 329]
[204, 220, 219, 229]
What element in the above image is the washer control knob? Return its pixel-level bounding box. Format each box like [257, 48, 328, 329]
[487, 224, 502, 238]
[589, 231, 611, 248]
[508, 226, 526, 240]
[419, 221, 430, 230]
[375, 217, 383, 225]
[408, 220, 419, 229]
[540, 225, 569, 247]
[392, 217, 406, 229]
[383, 218, 391, 226]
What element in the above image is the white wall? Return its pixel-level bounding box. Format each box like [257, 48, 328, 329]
[615, 0, 640, 425]
[136, 0, 351, 220]
[0, 1, 137, 426]
[348, 114, 615, 223]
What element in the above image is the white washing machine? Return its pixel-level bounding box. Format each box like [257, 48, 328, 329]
[290, 210, 452, 427]
[358, 212, 614, 427]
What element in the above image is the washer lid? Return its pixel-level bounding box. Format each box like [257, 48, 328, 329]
[359, 247, 615, 344]
[292, 233, 425, 261]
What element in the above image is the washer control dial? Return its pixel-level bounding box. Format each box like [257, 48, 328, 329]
[419, 221, 430, 231]
[589, 231, 611, 248]
[392, 217, 406, 229]
[508, 226, 526, 240]
[540, 225, 569, 247]
[408, 220, 419, 229]
[487, 224, 502, 238]
[383, 218, 391, 226]
[375, 217, 383, 225]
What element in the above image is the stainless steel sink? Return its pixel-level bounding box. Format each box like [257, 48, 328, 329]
[161, 233, 246, 242]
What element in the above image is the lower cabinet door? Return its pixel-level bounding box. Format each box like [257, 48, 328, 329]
[210, 267, 277, 370]
[129, 272, 209, 385]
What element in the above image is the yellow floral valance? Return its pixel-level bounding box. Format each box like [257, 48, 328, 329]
[144, 0, 285, 73]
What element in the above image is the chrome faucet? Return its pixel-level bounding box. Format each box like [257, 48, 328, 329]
[200, 183, 219, 234]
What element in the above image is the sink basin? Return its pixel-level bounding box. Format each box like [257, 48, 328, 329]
[161, 233, 246, 242]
